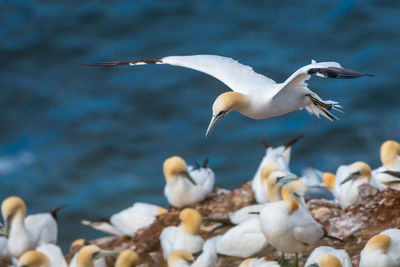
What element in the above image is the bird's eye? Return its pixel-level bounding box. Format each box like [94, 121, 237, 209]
[294, 193, 300, 198]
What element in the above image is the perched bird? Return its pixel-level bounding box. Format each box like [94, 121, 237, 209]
[81, 202, 167, 236]
[259, 189, 337, 264]
[305, 246, 351, 267]
[373, 140, 400, 190]
[115, 250, 139, 267]
[69, 245, 117, 267]
[163, 156, 214, 208]
[359, 228, 400, 267]
[238, 258, 280, 267]
[167, 241, 217, 267]
[1, 196, 60, 258]
[216, 216, 269, 258]
[228, 177, 303, 225]
[160, 208, 204, 259]
[252, 136, 303, 203]
[333, 161, 374, 208]
[82, 55, 370, 137]
[36, 244, 68, 267]
[167, 250, 194, 267]
[18, 250, 49, 267]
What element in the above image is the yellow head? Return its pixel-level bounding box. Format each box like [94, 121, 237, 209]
[267, 170, 289, 202]
[351, 161, 371, 179]
[206, 92, 249, 137]
[260, 164, 277, 185]
[76, 245, 117, 267]
[364, 234, 391, 253]
[322, 173, 336, 191]
[167, 250, 194, 267]
[2, 196, 26, 221]
[239, 258, 254, 267]
[18, 251, 50, 267]
[288, 199, 299, 214]
[158, 207, 168, 215]
[316, 254, 342, 267]
[179, 208, 202, 235]
[70, 239, 88, 250]
[380, 140, 400, 168]
[163, 156, 196, 185]
[115, 250, 139, 267]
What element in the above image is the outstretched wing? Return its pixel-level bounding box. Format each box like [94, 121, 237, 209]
[81, 55, 276, 95]
[273, 60, 371, 99]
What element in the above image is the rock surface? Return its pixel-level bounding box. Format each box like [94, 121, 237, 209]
[66, 182, 400, 267]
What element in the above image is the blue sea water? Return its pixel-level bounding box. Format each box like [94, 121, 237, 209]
[1, 0, 399, 251]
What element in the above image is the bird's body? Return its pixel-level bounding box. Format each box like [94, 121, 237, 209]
[82, 55, 369, 137]
[359, 228, 400, 267]
[239, 258, 280, 267]
[190, 238, 218, 267]
[36, 244, 68, 267]
[305, 246, 352, 267]
[216, 217, 269, 258]
[333, 161, 373, 209]
[160, 209, 204, 259]
[259, 198, 325, 253]
[1, 197, 58, 258]
[229, 204, 265, 225]
[252, 147, 291, 204]
[82, 202, 167, 236]
[372, 140, 400, 191]
[163, 156, 214, 208]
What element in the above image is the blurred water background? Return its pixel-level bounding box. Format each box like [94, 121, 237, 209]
[1, 0, 399, 251]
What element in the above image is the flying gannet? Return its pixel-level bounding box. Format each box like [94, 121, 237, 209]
[81, 55, 371, 137]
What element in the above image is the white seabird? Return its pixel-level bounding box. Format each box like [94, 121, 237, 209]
[1, 196, 61, 258]
[82, 55, 371, 137]
[160, 208, 204, 259]
[305, 246, 352, 267]
[372, 140, 400, 191]
[359, 228, 400, 267]
[163, 156, 214, 208]
[81, 202, 167, 236]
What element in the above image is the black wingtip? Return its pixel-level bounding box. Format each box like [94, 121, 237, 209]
[202, 158, 209, 168]
[259, 139, 271, 148]
[284, 134, 304, 149]
[50, 205, 67, 222]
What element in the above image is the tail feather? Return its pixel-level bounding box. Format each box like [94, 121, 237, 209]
[49, 205, 67, 222]
[305, 93, 341, 121]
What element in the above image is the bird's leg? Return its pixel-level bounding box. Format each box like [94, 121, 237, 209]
[306, 94, 333, 110]
[277, 251, 286, 265]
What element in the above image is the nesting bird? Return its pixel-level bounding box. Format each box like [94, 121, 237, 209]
[1, 196, 59, 258]
[114, 250, 139, 267]
[160, 208, 204, 259]
[18, 251, 49, 267]
[372, 140, 400, 191]
[163, 156, 214, 208]
[305, 246, 352, 267]
[333, 161, 374, 209]
[82, 55, 370, 137]
[166, 239, 218, 267]
[81, 202, 167, 236]
[359, 228, 400, 267]
[69, 245, 117, 267]
[259, 185, 336, 264]
[36, 244, 68, 267]
[251, 136, 303, 203]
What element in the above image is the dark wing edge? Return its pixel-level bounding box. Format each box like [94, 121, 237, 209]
[308, 67, 374, 79]
[78, 58, 162, 66]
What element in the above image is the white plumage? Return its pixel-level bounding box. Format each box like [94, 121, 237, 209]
[359, 228, 400, 267]
[259, 200, 325, 254]
[252, 145, 291, 204]
[239, 258, 280, 267]
[216, 217, 269, 258]
[191, 237, 218, 267]
[82, 202, 167, 236]
[305, 246, 352, 267]
[36, 243, 68, 267]
[83, 55, 369, 137]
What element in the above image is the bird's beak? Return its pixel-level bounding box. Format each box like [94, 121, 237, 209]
[276, 173, 298, 184]
[4, 215, 13, 238]
[205, 115, 223, 138]
[340, 171, 361, 185]
[93, 250, 118, 260]
[180, 171, 197, 185]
